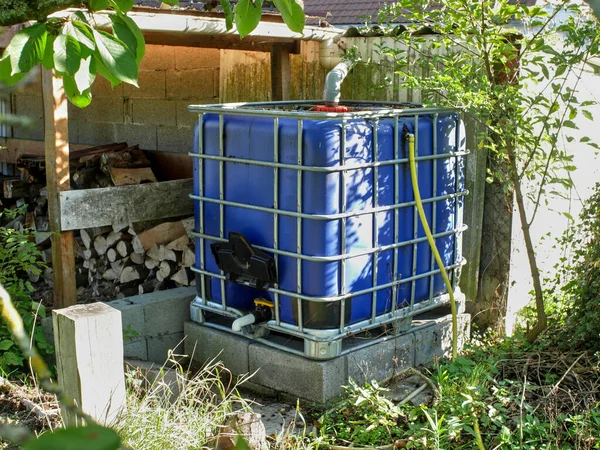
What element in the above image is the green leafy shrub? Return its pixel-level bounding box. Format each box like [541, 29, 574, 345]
[0, 206, 52, 374]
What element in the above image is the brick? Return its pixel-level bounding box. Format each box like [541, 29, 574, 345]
[184, 321, 250, 376]
[176, 100, 211, 127]
[78, 122, 118, 145]
[132, 99, 177, 126]
[249, 342, 347, 403]
[140, 45, 175, 71]
[157, 125, 193, 153]
[69, 97, 125, 124]
[91, 76, 124, 98]
[413, 313, 470, 367]
[346, 332, 414, 386]
[124, 70, 167, 99]
[14, 95, 43, 120]
[174, 47, 220, 70]
[124, 340, 148, 361]
[166, 69, 216, 100]
[114, 123, 157, 150]
[147, 332, 185, 364]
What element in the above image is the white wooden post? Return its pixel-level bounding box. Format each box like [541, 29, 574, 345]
[52, 303, 127, 426]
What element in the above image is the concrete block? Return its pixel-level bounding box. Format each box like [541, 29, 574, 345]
[69, 97, 125, 124]
[124, 339, 148, 361]
[104, 299, 146, 342]
[141, 45, 175, 71]
[19, 72, 42, 96]
[166, 69, 216, 100]
[175, 47, 220, 70]
[156, 125, 193, 153]
[125, 70, 167, 99]
[91, 76, 124, 98]
[13, 123, 44, 141]
[77, 122, 118, 145]
[176, 100, 211, 127]
[68, 119, 79, 144]
[130, 287, 195, 337]
[413, 313, 470, 367]
[14, 95, 43, 120]
[147, 332, 185, 364]
[132, 99, 176, 126]
[248, 343, 347, 404]
[114, 123, 157, 150]
[346, 332, 414, 386]
[184, 321, 250, 376]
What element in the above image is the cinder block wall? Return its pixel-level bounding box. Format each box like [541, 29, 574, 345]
[11, 45, 220, 153]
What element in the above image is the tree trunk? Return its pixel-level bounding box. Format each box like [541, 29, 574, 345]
[473, 152, 514, 334]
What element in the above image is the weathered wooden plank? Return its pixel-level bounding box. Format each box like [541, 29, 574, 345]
[42, 69, 77, 308]
[59, 179, 194, 231]
[53, 303, 127, 426]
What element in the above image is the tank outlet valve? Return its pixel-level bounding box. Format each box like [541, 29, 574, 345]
[231, 298, 274, 332]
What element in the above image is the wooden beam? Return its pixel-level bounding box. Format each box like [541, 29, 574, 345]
[53, 303, 127, 426]
[271, 43, 291, 101]
[59, 179, 194, 231]
[42, 69, 77, 309]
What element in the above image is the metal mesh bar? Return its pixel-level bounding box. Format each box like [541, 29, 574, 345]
[219, 114, 226, 310]
[273, 117, 280, 325]
[410, 115, 419, 310]
[340, 119, 347, 333]
[371, 119, 379, 323]
[296, 119, 303, 332]
[392, 117, 400, 313]
[429, 114, 438, 302]
[198, 113, 207, 306]
[452, 116, 461, 291]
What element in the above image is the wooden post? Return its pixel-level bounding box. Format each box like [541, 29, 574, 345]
[271, 44, 291, 101]
[53, 303, 127, 426]
[42, 69, 77, 308]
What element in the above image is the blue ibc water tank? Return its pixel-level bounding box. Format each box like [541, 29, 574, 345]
[192, 105, 464, 331]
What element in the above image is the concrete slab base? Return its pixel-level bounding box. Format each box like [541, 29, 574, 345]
[184, 306, 471, 404]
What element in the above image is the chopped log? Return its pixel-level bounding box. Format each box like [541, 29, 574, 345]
[134, 221, 186, 252]
[41, 248, 53, 264]
[35, 232, 52, 248]
[80, 229, 92, 250]
[138, 279, 159, 295]
[158, 260, 177, 280]
[27, 267, 41, 283]
[171, 267, 192, 286]
[102, 269, 119, 281]
[110, 259, 128, 278]
[146, 245, 161, 261]
[166, 234, 190, 252]
[93, 236, 108, 256]
[83, 249, 98, 260]
[3, 179, 38, 199]
[161, 246, 178, 263]
[107, 248, 118, 263]
[181, 217, 194, 237]
[120, 266, 150, 284]
[96, 256, 109, 274]
[105, 231, 121, 249]
[108, 167, 157, 186]
[25, 212, 36, 230]
[35, 215, 49, 232]
[116, 241, 133, 259]
[43, 267, 54, 285]
[182, 247, 195, 268]
[83, 258, 96, 271]
[130, 252, 145, 266]
[144, 258, 159, 270]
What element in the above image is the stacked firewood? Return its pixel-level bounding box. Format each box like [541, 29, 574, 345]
[1, 142, 196, 304]
[77, 218, 196, 299]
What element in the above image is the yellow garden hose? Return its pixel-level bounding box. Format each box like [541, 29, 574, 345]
[407, 133, 458, 360]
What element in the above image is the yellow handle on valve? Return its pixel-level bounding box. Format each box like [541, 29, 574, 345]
[407, 133, 458, 360]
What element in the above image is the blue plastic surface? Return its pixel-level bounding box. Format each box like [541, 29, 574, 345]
[193, 112, 464, 328]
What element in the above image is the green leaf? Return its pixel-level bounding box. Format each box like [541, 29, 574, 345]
[42, 34, 56, 70]
[582, 110, 593, 121]
[222, 0, 234, 30]
[272, 0, 305, 33]
[92, 29, 138, 86]
[0, 340, 13, 351]
[5, 23, 48, 75]
[70, 21, 96, 51]
[92, 55, 121, 87]
[110, 13, 145, 64]
[0, 57, 26, 86]
[74, 56, 96, 93]
[22, 424, 121, 450]
[161, 0, 180, 4]
[88, 0, 110, 11]
[1, 351, 23, 367]
[234, 0, 263, 39]
[64, 75, 93, 108]
[53, 34, 82, 74]
[111, 0, 135, 12]
[540, 64, 549, 79]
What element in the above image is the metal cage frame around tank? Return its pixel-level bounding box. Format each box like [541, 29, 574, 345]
[188, 100, 469, 359]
